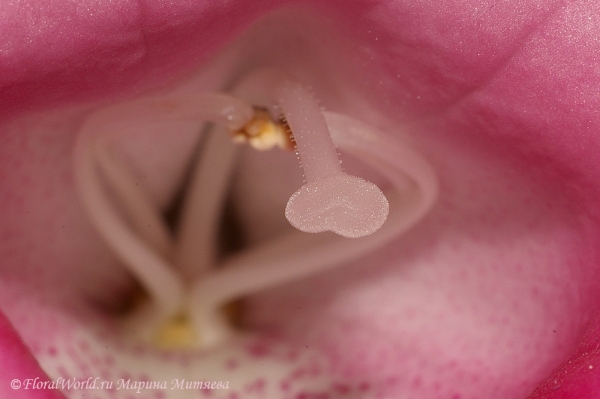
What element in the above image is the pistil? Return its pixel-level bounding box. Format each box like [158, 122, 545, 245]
[277, 80, 389, 238]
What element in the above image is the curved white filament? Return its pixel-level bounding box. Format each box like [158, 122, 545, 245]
[74, 93, 254, 319]
[173, 126, 239, 279]
[189, 111, 438, 346]
[172, 78, 286, 279]
[74, 133, 184, 318]
[94, 138, 174, 258]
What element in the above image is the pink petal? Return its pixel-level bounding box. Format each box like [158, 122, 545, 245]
[0, 311, 65, 399]
[529, 315, 600, 398]
[0, 0, 273, 119]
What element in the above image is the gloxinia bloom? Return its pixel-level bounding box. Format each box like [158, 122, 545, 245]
[1, 1, 600, 399]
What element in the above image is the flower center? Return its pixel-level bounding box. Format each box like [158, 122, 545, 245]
[73, 71, 439, 350]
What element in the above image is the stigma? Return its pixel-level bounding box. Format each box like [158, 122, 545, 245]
[73, 75, 438, 350]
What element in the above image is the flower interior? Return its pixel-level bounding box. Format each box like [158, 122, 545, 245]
[2, 4, 598, 399]
[73, 66, 438, 352]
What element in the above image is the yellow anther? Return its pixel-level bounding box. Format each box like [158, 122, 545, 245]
[230, 108, 294, 151]
[154, 313, 196, 349]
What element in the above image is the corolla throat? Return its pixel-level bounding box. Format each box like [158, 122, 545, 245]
[73, 72, 438, 350]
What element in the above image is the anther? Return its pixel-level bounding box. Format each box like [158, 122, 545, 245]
[230, 107, 294, 151]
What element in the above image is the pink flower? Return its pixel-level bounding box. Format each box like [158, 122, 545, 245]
[1, 1, 599, 398]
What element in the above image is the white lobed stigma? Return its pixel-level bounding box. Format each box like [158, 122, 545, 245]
[285, 174, 389, 238]
[275, 80, 389, 238]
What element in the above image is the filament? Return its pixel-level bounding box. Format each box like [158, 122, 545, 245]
[173, 126, 239, 279]
[74, 93, 254, 320]
[94, 137, 173, 258]
[74, 131, 184, 318]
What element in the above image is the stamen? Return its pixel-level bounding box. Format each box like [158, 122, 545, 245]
[276, 81, 389, 238]
[74, 93, 255, 320]
[74, 133, 184, 319]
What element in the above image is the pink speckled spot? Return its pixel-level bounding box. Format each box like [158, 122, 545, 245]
[280, 380, 291, 392]
[243, 377, 266, 394]
[245, 341, 270, 358]
[224, 358, 239, 370]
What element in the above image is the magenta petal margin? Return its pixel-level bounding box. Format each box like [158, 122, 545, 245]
[0, 312, 66, 399]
